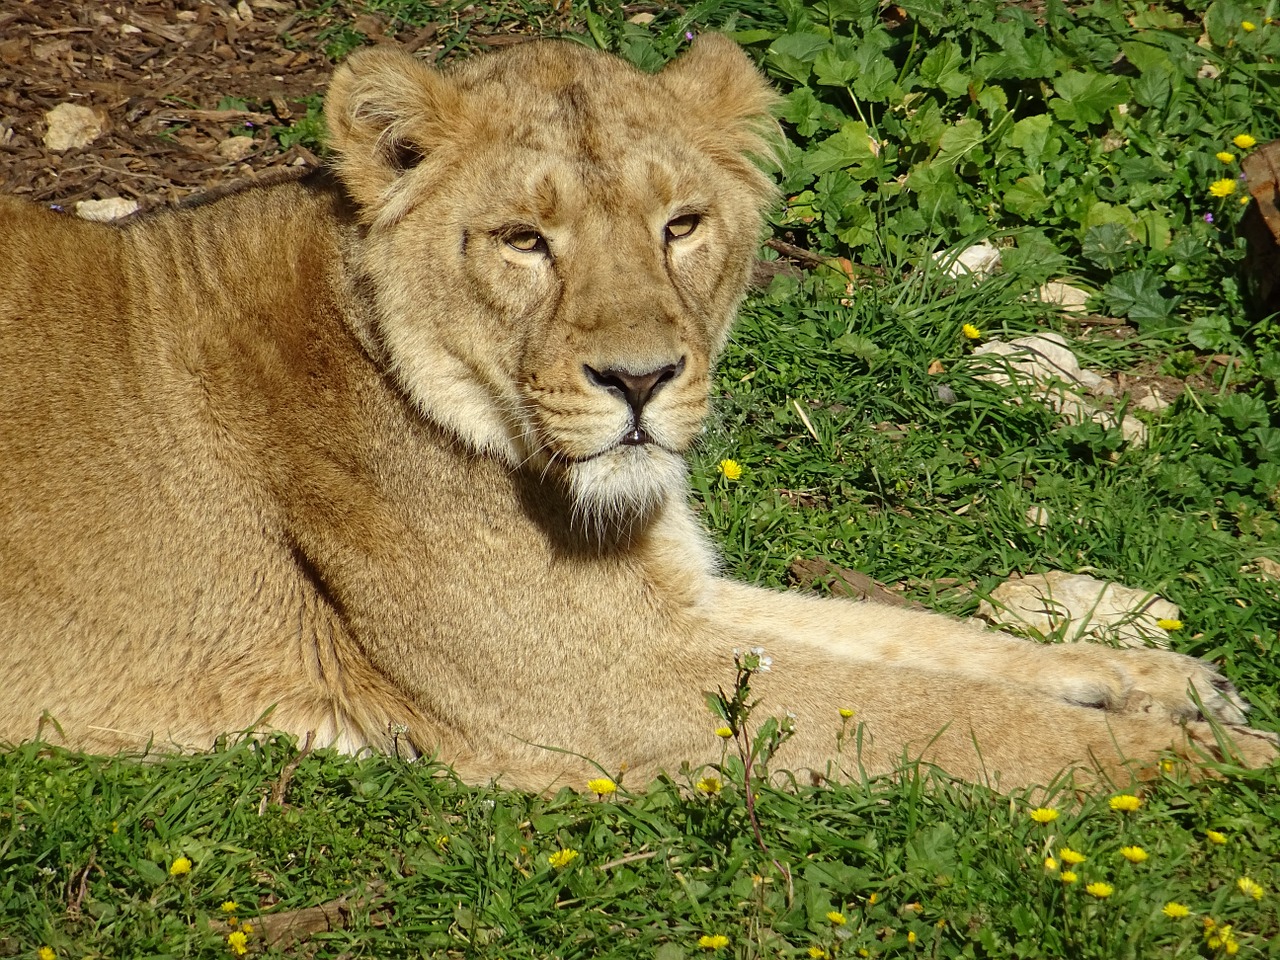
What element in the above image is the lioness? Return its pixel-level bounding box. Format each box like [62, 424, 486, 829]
[0, 36, 1274, 791]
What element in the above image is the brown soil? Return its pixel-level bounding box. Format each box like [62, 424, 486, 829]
[0, 0, 542, 209]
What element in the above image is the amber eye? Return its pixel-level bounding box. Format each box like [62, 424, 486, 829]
[665, 214, 701, 241]
[506, 230, 548, 254]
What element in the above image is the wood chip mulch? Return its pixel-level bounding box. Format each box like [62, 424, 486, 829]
[0, 0, 433, 209]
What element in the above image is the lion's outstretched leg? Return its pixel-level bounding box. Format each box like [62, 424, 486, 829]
[705, 579, 1251, 728]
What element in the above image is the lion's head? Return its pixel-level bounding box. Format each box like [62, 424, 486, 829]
[324, 36, 777, 525]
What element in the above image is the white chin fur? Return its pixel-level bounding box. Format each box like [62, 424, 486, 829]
[566, 445, 687, 525]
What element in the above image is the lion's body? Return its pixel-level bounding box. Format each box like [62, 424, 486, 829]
[0, 38, 1273, 790]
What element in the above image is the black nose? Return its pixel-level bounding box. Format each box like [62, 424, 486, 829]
[584, 358, 685, 418]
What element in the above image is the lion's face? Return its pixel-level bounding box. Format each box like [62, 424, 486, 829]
[325, 37, 777, 524]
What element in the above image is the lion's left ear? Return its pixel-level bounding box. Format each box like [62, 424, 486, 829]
[324, 47, 468, 221]
[658, 34, 780, 170]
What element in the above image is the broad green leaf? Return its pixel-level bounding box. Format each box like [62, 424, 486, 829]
[802, 122, 878, 176]
[1219, 394, 1269, 430]
[1009, 114, 1054, 165]
[894, 0, 950, 31]
[1081, 222, 1134, 270]
[1255, 428, 1280, 464]
[779, 87, 829, 138]
[919, 40, 970, 98]
[1002, 173, 1050, 218]
[934, 118, 985, 165]
[905, 97, 947, 150]
[814, 45, 858, 86]
[1103, 269, 1179, 330]
[1049, 71, 1128, 129]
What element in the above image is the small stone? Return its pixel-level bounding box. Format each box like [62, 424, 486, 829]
[1034, 281, 1091, 314]
[935, 240, 1001, 279]
[1133, 387, 1170, 414]
[1025, 505, 1050, 530]
[627, 12, 656, 24]
[978, 571, 1178, 647]
[1247, 557, 1280, 581]
[216, 136, 256, 161]
[74, 198, 139, 222]
[43, 103, 106, 152]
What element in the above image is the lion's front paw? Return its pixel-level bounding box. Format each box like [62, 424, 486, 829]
[1119, 650, 1249, 725]
[1042, 645, 1248, 725]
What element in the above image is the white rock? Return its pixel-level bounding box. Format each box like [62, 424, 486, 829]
[935, 241, 1001, 279]
[972, 332, 1103, 390]
[43, 103, 106, 152]
[1025, 505, 1050, 530]
[978, 571, 1179, 647]
[1034, 281, 1091, 314]
[216, 136, 257, 161]
[74, 198, 139, 222]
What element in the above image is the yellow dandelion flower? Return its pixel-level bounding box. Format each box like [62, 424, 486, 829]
[908, 931, 918, 944]
[827, 910, 847, 925]
[962, 323, 982, 340]
[1156, 618, 1183, 631]
[1160, 758, 1174, 773]
[868, 892, 879, 904]
[169, 856, 192, 876]
[38, 949, 55, 960]
[1216, 152, 1237, 163]
[1059, 848, 1086, 865]
[838, 707, 855, 719]
[1240, 195, 1251, 206]
[698, 934, 729, 950]
[221, 901, 238, 913]
[1163, 901, 1191, 918]
[1086, 881, 1114, 899]
[1029, 807, 1059, 823]
[1044, 857, 1058, 871]
[695, 776, 722, 795]
[718, 459, 743, 481]
[240, 923, 254, 935]
[1226, 941, 1240, 956]
[1206, 830, 1228, 845]
[1234, 134, 1257, 149]
[808, 948, 829, 960]
[1242, 20, 1256, 30]
[1060, 870, 1078, 884]
[586, 777, 617, 796]
[715, 726, 733, 739]
[1210, 178, 1239, 198]
[435, 835, 450, 850]
[1236, 877, 1264, 900]
[1120, 846, 1149, 863]
[1109, 793, 1141, 812]
[227, 931, 248, 957]
[547, 848, 579, 869]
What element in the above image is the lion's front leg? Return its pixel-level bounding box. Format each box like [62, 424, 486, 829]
[706, 579, 1253, 728]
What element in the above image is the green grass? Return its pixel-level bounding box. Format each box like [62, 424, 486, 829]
[6, 0, 1280, 956]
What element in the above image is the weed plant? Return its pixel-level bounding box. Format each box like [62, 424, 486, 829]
[5, 0, 1280, 956]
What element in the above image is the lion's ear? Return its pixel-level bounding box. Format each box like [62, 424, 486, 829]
[659, 34, 779, 164]
[324, 47, 465, 219]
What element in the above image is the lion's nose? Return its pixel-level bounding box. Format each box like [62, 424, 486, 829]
[584, 358, 686, 438]
[584, 359, 685, 415]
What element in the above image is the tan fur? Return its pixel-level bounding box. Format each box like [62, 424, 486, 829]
[0, 37, 1274, 791]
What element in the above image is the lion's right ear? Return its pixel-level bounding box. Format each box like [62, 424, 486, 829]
[324, 48, 466, 221]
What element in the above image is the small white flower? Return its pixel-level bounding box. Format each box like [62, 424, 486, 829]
[758, 656, 773, 672]
[751, 646, 765, 656]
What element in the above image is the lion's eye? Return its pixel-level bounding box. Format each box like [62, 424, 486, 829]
[665, 214, 701, 241]
[506, 230, 548, 254]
